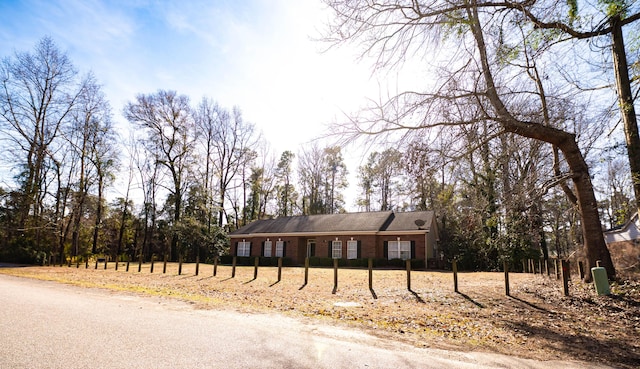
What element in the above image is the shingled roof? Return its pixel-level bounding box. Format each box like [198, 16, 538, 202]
[230, 211, 435, 236]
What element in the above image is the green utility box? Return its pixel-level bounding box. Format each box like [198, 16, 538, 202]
[591, 267, 610, 296]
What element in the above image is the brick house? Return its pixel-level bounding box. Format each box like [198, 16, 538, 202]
[229, 211, 439, 267]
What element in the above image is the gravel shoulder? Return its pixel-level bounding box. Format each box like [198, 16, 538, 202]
[1, 263, 638, 368]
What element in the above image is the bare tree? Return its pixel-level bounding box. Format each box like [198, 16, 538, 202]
[131, 136, 160, 260]
[210, 107, 259, 227]
[323, 146, 348, 213]
[64, 74, 116, 257]
[275, 150, 296, 216]
[508, 1, 640, 217]
[322, 0, 616, 279]
[124, 90, 194, 260]
[298, 144, 327, 215]
[193, 98, 223, 230]
[0, 37, 82, 245]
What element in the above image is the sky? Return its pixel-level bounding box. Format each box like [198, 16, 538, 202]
[0, 0, 382, 209]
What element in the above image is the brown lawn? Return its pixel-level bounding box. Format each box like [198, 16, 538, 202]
[1, 262, 639, 368]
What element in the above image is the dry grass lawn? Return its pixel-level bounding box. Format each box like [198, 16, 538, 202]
[2, 262, 639, 368]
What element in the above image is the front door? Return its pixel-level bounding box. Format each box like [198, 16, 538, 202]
[306, 239, 316, 258]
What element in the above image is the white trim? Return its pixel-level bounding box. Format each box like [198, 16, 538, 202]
[275, 240, 284, 257]
[347, 240, 358, 259]
[388, 240, 411, 260]
[332, 240, 342, 259]
[263, 240, 272, 257]
[237, 241, 251, 257]
[377, 230, 429, 236]
[230, 231, 380, 238]
[230, 230, 428, 239]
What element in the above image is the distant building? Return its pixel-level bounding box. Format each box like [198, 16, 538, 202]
[229, 211, 439, 267]
[604, 213, 640, 245]
[604, 213, 640, 273]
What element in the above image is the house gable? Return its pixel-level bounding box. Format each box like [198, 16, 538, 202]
[605, 213, 640, 244]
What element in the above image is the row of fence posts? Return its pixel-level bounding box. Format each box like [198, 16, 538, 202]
[521, 257, 573, 296]
[449, 258, 573, 297]
[48, 254, 577, 297]
[48, 254, 412, 297]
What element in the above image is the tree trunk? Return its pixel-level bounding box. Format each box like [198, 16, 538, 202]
[91, 175, 103, 254]
[557, 139, 615, 281]
[116, 199, 128, 257]
[467, 0, 615, 280]
[611, 15, 640, 218]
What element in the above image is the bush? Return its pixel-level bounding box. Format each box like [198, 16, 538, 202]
[308, 257, 334, 267]
[218, 255, 292, 266]
[0, 246, 47, 265]
[306, 257, 424, 269]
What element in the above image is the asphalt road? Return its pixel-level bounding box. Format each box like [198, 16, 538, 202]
[0, 273, 613, 369]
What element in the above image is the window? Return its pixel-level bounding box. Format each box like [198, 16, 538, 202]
[263, 240, 272, 257]
[388, 240, 411, 260]
[332, 240, 342, 259]
[347, 240, 358, 259]
[237, 241, 251, 257]
[275, 240, 284, 257]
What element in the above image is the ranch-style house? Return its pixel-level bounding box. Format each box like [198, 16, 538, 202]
[229, 211, 440, 267]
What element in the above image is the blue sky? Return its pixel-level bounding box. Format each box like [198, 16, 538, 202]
[0, 0, 375, 153]
[0, 0, 382, 208]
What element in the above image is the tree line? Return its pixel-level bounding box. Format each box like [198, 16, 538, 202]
[1, 22, 637, 279]
[0, 37, 357, 264]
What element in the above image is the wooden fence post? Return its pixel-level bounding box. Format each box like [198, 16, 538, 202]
[253, 256, 259, 279]
[304, 257, 309, 285]
[538, 259, 542, 275]
[213, 256, 218, 276]
[368, 258, 373, 291]
[545, 259, 549, 276]
[195, 254, 200, 276]
[76, 257, 80, 268]
[115, 256, 119, 271]
[163, 254, 168, 274]
[126, 259, 130, 272]
[104, 257, 107, 270]
[138, 253, 143, 272]
[277, 257, 283, 282]
[406, 259, 412, 291]
[178, 255, 183, 275]
[452, 259, 459, 293]
[333, 258, 338, 292]
[95, 258, 99, 270]
[504, 260, 510, 296]
[150, 254, 155, 273]
[561, 260, 570, 296]
[530, 259, 535, 274]
[578, 261, 585, 280]
[231, 256, 237, 278]
[85, 257, 89, 269]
